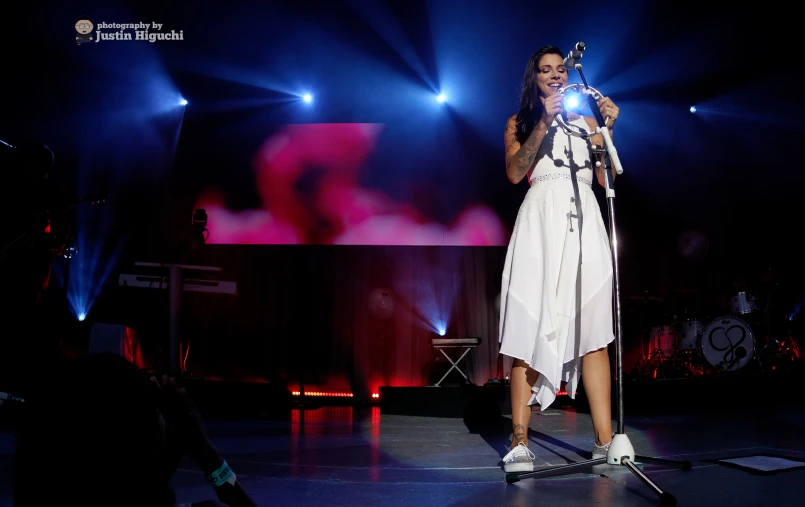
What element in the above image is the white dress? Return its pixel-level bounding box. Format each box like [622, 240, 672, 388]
[498, 116, 614, 410]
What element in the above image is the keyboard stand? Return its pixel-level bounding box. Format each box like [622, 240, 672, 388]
[119, 262, 237, 376]
[430, 337, 482, 387]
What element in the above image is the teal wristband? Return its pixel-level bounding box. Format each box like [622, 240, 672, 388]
[207, 460, 236, 488]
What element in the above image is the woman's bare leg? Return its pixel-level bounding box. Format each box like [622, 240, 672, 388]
[582, 347, 613, 445]
[510, 358, 539, 449]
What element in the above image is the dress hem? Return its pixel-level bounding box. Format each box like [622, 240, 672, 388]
[499, 332, 614, 411]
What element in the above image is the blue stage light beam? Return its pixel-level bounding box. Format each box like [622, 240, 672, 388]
[64, 206, 128, 322]
[344, 0, 438, 91]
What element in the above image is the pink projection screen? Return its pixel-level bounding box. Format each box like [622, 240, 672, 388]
[193, 123, 508, 246]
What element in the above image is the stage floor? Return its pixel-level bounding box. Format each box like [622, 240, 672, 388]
[2, 401, 804, 506]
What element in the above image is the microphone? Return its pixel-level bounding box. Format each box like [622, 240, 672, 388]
[563, 41, 586, 68]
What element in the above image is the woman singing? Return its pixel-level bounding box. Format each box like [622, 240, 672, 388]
[498, 45, 620, 473]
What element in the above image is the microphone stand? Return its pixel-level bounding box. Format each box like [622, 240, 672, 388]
[506, 60, 692, 507]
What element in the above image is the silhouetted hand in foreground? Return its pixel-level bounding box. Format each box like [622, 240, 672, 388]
[151, 376, 257, 507]
[152, 375, 211, 462]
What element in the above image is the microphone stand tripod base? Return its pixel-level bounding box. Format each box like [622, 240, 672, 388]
[506, 433, 691, 507]
[607, 433, 635, 465]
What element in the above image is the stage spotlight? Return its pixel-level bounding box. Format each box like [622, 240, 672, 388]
[179, 98, 187, 106]
[565, 94, 580, 109]
[436, 93, 446, 103]
[690, 106, 696, 113]
[302, 93, 312, 103]
[78, 313, 86, 321]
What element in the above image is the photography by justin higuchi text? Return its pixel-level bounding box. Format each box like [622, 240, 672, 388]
[75, 17, 184, 45]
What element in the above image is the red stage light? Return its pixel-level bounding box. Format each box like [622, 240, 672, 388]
[291, 391, 354, 397]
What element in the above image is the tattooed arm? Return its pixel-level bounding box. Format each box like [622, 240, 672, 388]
[505, 114, 550, 184]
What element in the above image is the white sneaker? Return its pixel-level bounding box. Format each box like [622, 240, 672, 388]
[592, 440, 612, 460]
[502, 442, 535, 473]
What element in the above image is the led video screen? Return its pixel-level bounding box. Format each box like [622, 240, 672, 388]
[192, 123, 509, 246]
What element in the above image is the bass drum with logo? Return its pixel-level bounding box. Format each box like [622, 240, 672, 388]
[701, 316, 755, 371]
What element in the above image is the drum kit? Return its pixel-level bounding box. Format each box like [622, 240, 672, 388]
[630, 282, 803, 379]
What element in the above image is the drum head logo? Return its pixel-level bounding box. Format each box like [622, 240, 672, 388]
[703, 318, 753, 371]
[75, 17, 94, 45]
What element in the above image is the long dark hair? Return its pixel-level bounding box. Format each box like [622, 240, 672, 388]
[515, 45, 563, 145]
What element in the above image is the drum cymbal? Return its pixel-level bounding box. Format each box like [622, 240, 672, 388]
[758, 269, 785, 288]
